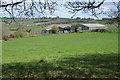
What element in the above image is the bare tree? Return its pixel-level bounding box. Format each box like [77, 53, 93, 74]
[0, 0, 57, 23]
[106, 1, 120, 19]
[103, 1, 120, 27]
[64, 0, 105, 18]
[0, 0, 106, 21]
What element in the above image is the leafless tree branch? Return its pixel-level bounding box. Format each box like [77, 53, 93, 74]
[65, 0, 105, 18]
[0, 0, 107, 22]
[0, 0, 26, 7]
[0, 0, 57, 23]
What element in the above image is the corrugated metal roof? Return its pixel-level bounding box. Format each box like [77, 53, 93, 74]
[81, 24, 107, 28]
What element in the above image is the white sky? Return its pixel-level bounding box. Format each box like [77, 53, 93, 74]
[1, 0, 118, 18]
[1, 0, 119, 2]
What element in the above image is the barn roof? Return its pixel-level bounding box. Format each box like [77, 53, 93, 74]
[81, 24, 107, 28]
[46, 28, 52, 30]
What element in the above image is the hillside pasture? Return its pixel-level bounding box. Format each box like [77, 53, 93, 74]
[2, 33, 119, 78]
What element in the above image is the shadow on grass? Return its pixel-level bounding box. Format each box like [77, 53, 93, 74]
[2, 53, 119, 79]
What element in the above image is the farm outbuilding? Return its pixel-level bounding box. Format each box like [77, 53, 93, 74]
[58, 27, 64, 33]
[79, 24, 108, 30]
[41, 28, 53, 35]
[58, 26, 71, 33]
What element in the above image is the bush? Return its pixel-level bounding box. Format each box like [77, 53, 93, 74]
[2, 27, 29, 41]
[9, 34, 16, 39]
[71, 24, 80, 32]
[52, 26, 58, 33]
[108, 27, 118, 33]
[14, 31, 24, 38]
[2, 35, 9, 41]
[2, 27, 11, 41]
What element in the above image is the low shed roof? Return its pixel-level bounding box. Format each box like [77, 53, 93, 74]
[81, 24, 107, 28]
[46, 28, 52, 30]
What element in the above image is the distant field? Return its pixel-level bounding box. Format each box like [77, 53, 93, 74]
[2, 32, 119, 78]
[73, 19, 118, 25]
[2, 18, 118, 32]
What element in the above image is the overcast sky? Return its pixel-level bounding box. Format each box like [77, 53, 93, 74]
[1, 0, 119, 2]
[0, 0, 118, 19]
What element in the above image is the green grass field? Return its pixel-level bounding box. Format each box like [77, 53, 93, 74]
[73, 19, 118, 25]
[2, 32, 119, 78]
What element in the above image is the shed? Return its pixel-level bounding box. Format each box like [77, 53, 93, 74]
[64, 26, 71, 31]
[58, 26, 71, 33]
[41, 28, 53, 35]
[58, 27, 64, 33]
[80, 24, 108, 30]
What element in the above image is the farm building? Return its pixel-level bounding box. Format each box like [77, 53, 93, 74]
[58, 26, 71, 33]
[41, 28, 53, 35]
[41, 23, 108, 35]
[58, 27, 64, 33]
[78, 24, 108, 31]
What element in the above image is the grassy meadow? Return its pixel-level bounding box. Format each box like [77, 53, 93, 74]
[1, 18, 119, 78]
[2, 32, 119, 78]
